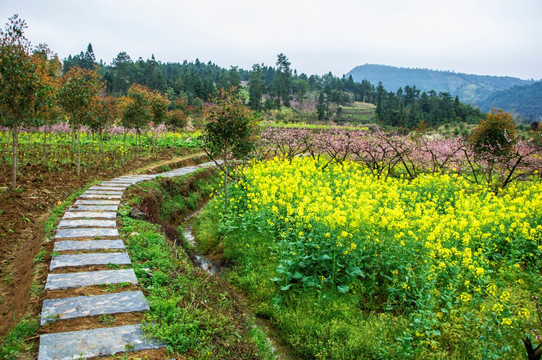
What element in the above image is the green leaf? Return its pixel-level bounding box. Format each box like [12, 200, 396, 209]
[337, 285, 349, 293]
[346, 266, 363, 277]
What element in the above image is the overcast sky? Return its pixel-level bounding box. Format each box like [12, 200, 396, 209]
[1, 0, 541, 80]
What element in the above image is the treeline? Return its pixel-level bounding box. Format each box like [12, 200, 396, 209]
[63, 44, 484, 127]
[375, 84, 485, 128]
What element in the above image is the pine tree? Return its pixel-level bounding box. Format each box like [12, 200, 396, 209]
[274, 53, 292, 109]
[248, 64, 264, 111]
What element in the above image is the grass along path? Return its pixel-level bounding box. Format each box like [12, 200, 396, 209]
[118, 168, 282, 359]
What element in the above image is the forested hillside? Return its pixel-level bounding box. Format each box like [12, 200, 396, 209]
[478, 81, 542, 122]
[347, 64, 533, 104]
[62, 44, 484, 128]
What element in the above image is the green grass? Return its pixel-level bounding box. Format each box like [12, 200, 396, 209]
[118, 171, 277, 359]
[0, 315, 40, 358]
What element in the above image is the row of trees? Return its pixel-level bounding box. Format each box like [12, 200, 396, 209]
[0, 15, 190, 188]
[64, 43, 485, 128]
[257, 110, 541, 193]
[375, 84, 485, 128]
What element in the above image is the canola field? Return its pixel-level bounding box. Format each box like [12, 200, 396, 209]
[216, 156, 542, 359]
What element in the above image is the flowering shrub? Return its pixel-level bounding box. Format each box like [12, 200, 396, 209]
[256, 126, 542, 192]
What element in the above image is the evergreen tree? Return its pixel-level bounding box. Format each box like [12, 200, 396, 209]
[228, 66, 241, 91]
[295, 78, 309, 109]
[375, 82, 385, 119]
[82, 43, 96, 69]
[274, 53, 292, 109]
[248, 64, 264, 111]
[316, 92, 328, 120]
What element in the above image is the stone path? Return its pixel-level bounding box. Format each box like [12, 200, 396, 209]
[38, 161, 216, 360]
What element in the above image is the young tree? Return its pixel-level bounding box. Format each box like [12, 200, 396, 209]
[149, 90, 170, 154]
[33, 44, 62, 162]
[59, 66, 104, 175]
[166, 108, 188, 133]
[470, 109, 517, 158]
[202, 88, 258, 213]
[86, 95, 118, 161]
[122, 83, 152, 157]
[0, 15, 39, 188]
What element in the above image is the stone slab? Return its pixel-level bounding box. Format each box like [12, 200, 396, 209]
[89, 185, 128, 191]
[63, 211, 116, 219]
[54, 240, 125, 251]
[84, 190, 124, 195]
[69, 205, 119, 211]
[50, 253, 131, 270]
[58, 219, 116, 228]
[45, 269, 138, 290]
[100, 181, 134, 186]
[74, 199, 120, 205]
[40, 291, 149, 325]
[108, 179, 139, 184]
[80, 194, 122, 199]
[55, 228, 119, 239]
[38, 324, 163, 360]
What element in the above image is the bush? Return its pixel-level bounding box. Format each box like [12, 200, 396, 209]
[469, 109, 517, 157]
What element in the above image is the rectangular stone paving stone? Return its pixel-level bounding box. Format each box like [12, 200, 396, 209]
[89, 185, 128, 191]
[58, 219, 117, 228]
[45, 269, 137, 290]
[69, 205, 119, 211]
[84, 190, 124, 195]
[108, 179, 139, 184]
[80, 193, 122, 199]
[50, 252, 131, 270]
[74, 199, 120, 205]
[63, 211, 116, 219]
[100, 181, 133, 186]
[54, 240, 125, 251]
[40, 291, 149, 325]
[55, 227, 119, 239]
[38, 324, 163, 360]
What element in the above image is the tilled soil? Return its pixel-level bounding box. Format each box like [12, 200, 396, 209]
[0, 149, 204, 338]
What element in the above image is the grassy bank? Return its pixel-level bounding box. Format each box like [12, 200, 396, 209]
[119, 169, 278, 359]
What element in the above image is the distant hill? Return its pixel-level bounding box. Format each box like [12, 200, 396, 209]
[346, 64, 533, 105]
[478, 81, 542, 122]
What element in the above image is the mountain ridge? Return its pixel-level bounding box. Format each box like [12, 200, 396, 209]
[346, 64, 534, 105]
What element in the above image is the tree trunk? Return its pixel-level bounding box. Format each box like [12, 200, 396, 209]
[153, 130, 157, 156]
[224, 154, 229, 214]
[42, 120, 48, 163]
[100, 129, 104, 163]
[77, 130, 81, 176]
[71, 128, 76, 156]
[11, 125, 19, 189]
[136, 131, 139, 158]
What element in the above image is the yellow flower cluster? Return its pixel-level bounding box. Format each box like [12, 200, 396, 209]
[223, 157, 542, 337]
